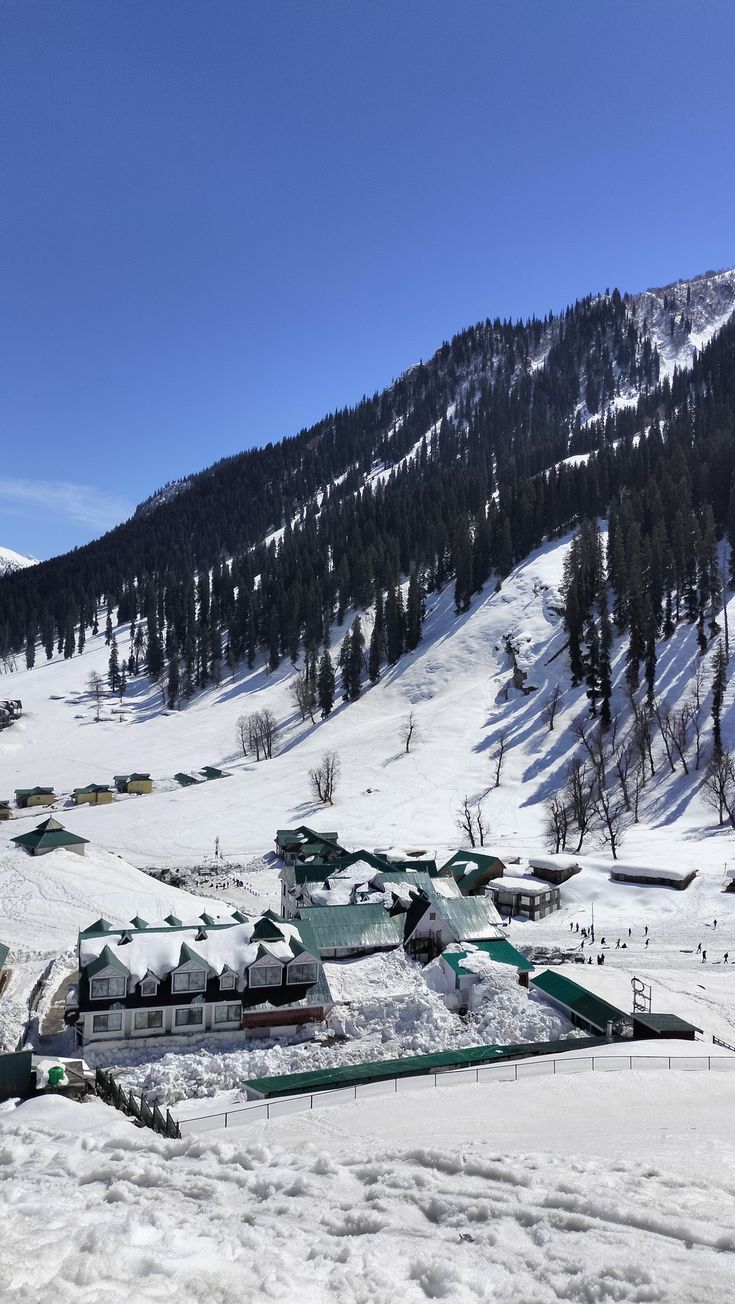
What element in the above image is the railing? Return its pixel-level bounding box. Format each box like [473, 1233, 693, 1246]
[175, 1051, 735, 1136]
[95, 1066, 180, 1138]
[713, 1035, 735, 1053]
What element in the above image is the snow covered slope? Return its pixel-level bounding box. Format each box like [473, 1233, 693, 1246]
[2, 1071, 734, 1303]
[0, 545, 37, 576]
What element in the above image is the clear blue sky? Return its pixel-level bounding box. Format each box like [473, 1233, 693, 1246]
[2, 0, 734, 560]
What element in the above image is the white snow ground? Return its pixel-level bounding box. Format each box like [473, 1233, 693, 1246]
[1, 1072, 734, 1304]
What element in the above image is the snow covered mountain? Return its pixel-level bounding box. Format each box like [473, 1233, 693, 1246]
[0, 545, 37, 577]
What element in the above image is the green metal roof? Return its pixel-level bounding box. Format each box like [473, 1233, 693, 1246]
[0, 942, 9, 970]
[174, 772, 200, 786]
[632, 1012, 703, 1035]
[443, 939, 534, 978]
[444, 850, 505, 894]
[434, 896, 502, 941]
[243, 1035, 613, 1098]
[15, 787, 54, 798]
[200, 766, 229, 779]
[531, 970, 627, 1032]
[80, 917, 114, 937]
[296, 904, 405, 952]
[73, 784, 112, 795]
[11, 817, 89, 851]
[86, 945, 129, 979]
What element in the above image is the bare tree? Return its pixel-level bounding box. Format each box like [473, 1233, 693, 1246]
[629, 694, 656, 779]
[491, 733, 507, 787]
[291, 671, 317, 723]
[687, 666, 706, 771]
[309, 751, 341, 805]
[653, 702, 677, 774]
[630, 758, 646, 824]
[667, 706, 691, 775]
[455, 796, 488, 847]
[87, 670, 105, 722]
[247, 709, 278, 761]
[613, 741, 635, 811]
[400, 710, 418, 754]
[590, 772, 628, 859]
[565, 757, 596, 853]
[703, 747, 735, 826]
[544, 792, 570, 853]
[543, 683, 562, 732]
[235, 715, 248, 757]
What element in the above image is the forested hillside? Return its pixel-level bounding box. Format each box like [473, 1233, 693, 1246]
[2, 269, 735, 716]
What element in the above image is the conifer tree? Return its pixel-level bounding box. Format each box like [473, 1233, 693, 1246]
[405, 571, 423, 651]
[347, 616, 364, 700]
[108, 633, 121, 692]
[711, 640, 727, 755]
[318, 650, 335, 717]
[599, 587, 613, 729]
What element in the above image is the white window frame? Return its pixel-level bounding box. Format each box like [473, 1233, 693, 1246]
[174, 1007, 204, 1027]
[140, 977, 158, 997]
[287, 962, 318, 985]
[214, 1003, 241, 1024]
[134, 1009, 163, 1031]
[90, 975, 126, 999]
[92, 1011, 123, 1033]
[172, 968, 206, 993]
[249, 964, 282, 988]
[219, 972, 236, 991]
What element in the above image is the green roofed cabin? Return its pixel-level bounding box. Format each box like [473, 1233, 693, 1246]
[0, 801, 12, 821]
[443, 850, 505, 896]
[275, 826, 344, 866]
[531, 969, 632, 1036]
[11, 816, 89, 857]
[113, 773, 153, 795]
[174, 772, 200, 787]
[15, 787, 55, 809]
[72, 784, 113, 806]
[200, 766, 230, 780]
[296, 904, 405, 958]
[439, 940, 534, 1010]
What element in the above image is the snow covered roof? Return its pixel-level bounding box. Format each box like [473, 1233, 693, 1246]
[487, 876, 555, 896]
[528, 855, 581, 872]
[78, 913, 310, 984]
[607, 862, 695, 882]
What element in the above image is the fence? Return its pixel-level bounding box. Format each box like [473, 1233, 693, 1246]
[95, 1067, 180, 1138]
[175, 1051, 735, 1135]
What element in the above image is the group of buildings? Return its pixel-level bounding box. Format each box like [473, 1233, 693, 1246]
[64, 826, 570, 1046]
[2, 765, 231, 822]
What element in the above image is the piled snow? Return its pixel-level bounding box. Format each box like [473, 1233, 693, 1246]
[107, 957, 572, 1106]
[528, 854, 581, 872]
[488, 875, 552, 896]
[600, 861, 695, 882]
[1, 1073, 734, 1303]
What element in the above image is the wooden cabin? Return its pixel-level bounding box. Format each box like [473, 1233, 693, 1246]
[11, 816, 89, 857]
[15, 787, 55, 809]
[72, 784, 113, 806]
[113, 773, 153, 795]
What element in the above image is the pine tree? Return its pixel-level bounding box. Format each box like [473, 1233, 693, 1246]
[167, 654, 179, 708]
[584, 616, 600, 716]
[385, 586, 405, 665]
[25, 624, 35, 670]
[105, 613, 113, 646]
[347, 616, 364, 700]
[108, 634, 121, 692]
[405, 571, 423, 651]
[317, 650, 335, 717]
[453, 525, 473, 614]
[711, 640, 727, 755]
[599, 587, 613, 729]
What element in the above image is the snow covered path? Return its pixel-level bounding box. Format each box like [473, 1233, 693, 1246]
[1, 1073, 734, 1303]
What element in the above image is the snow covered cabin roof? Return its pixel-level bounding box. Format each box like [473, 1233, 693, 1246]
[605, 861, 696, 883]
[486, 876, 557, 896]
[442, 940, 534, 977]
[527, 855, 581, 872]
[78, 912, 312, 984]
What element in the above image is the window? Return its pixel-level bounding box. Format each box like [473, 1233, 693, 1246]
[214, 1003, 241, 1024]
[140, 978, 158, 997]
[172, 969, 206, 993]
[92, 1012, 122, 1034]
[287, 962, 318, 985]
[90, 975, 126, 999]
[174, 1007, 203, 1027]
[134, 1009, 163, 1031]
[249, 964, 282, 988]
[219, 972, 236, 990]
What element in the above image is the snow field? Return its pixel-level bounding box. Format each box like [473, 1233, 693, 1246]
[1, 1073, 734, 1304]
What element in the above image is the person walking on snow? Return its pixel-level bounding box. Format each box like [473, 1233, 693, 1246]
[724, 953, 729, 964]
[702, 950, 707, 962]
[697, 942, 702, 954]
[645, 938, 649, 948]
[616, 938, 621, 948]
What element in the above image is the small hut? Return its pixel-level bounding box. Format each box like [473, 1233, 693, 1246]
[527, 854, 582, 885]
[609, 862, 696, 891]
[0, 801, 12, 822]
[174, 772, 200, 787]
[200, 766, 230, 780]
[113, 773, 153, 795]
[72, 784, 113, 806]
[15, 787, 55, 809]
[11, 816, 89, 857]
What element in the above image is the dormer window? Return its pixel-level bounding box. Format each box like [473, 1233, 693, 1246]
[287, 961, 318, 985]
[249, 963, 282, 988]
[195, 928, 208, 942]
[172, 968, 206, 993]
[219, 971, 236, 990]
[90, 975, 126, 999]
[140, 977, 158, 998]
[118, 932, 133, 945]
